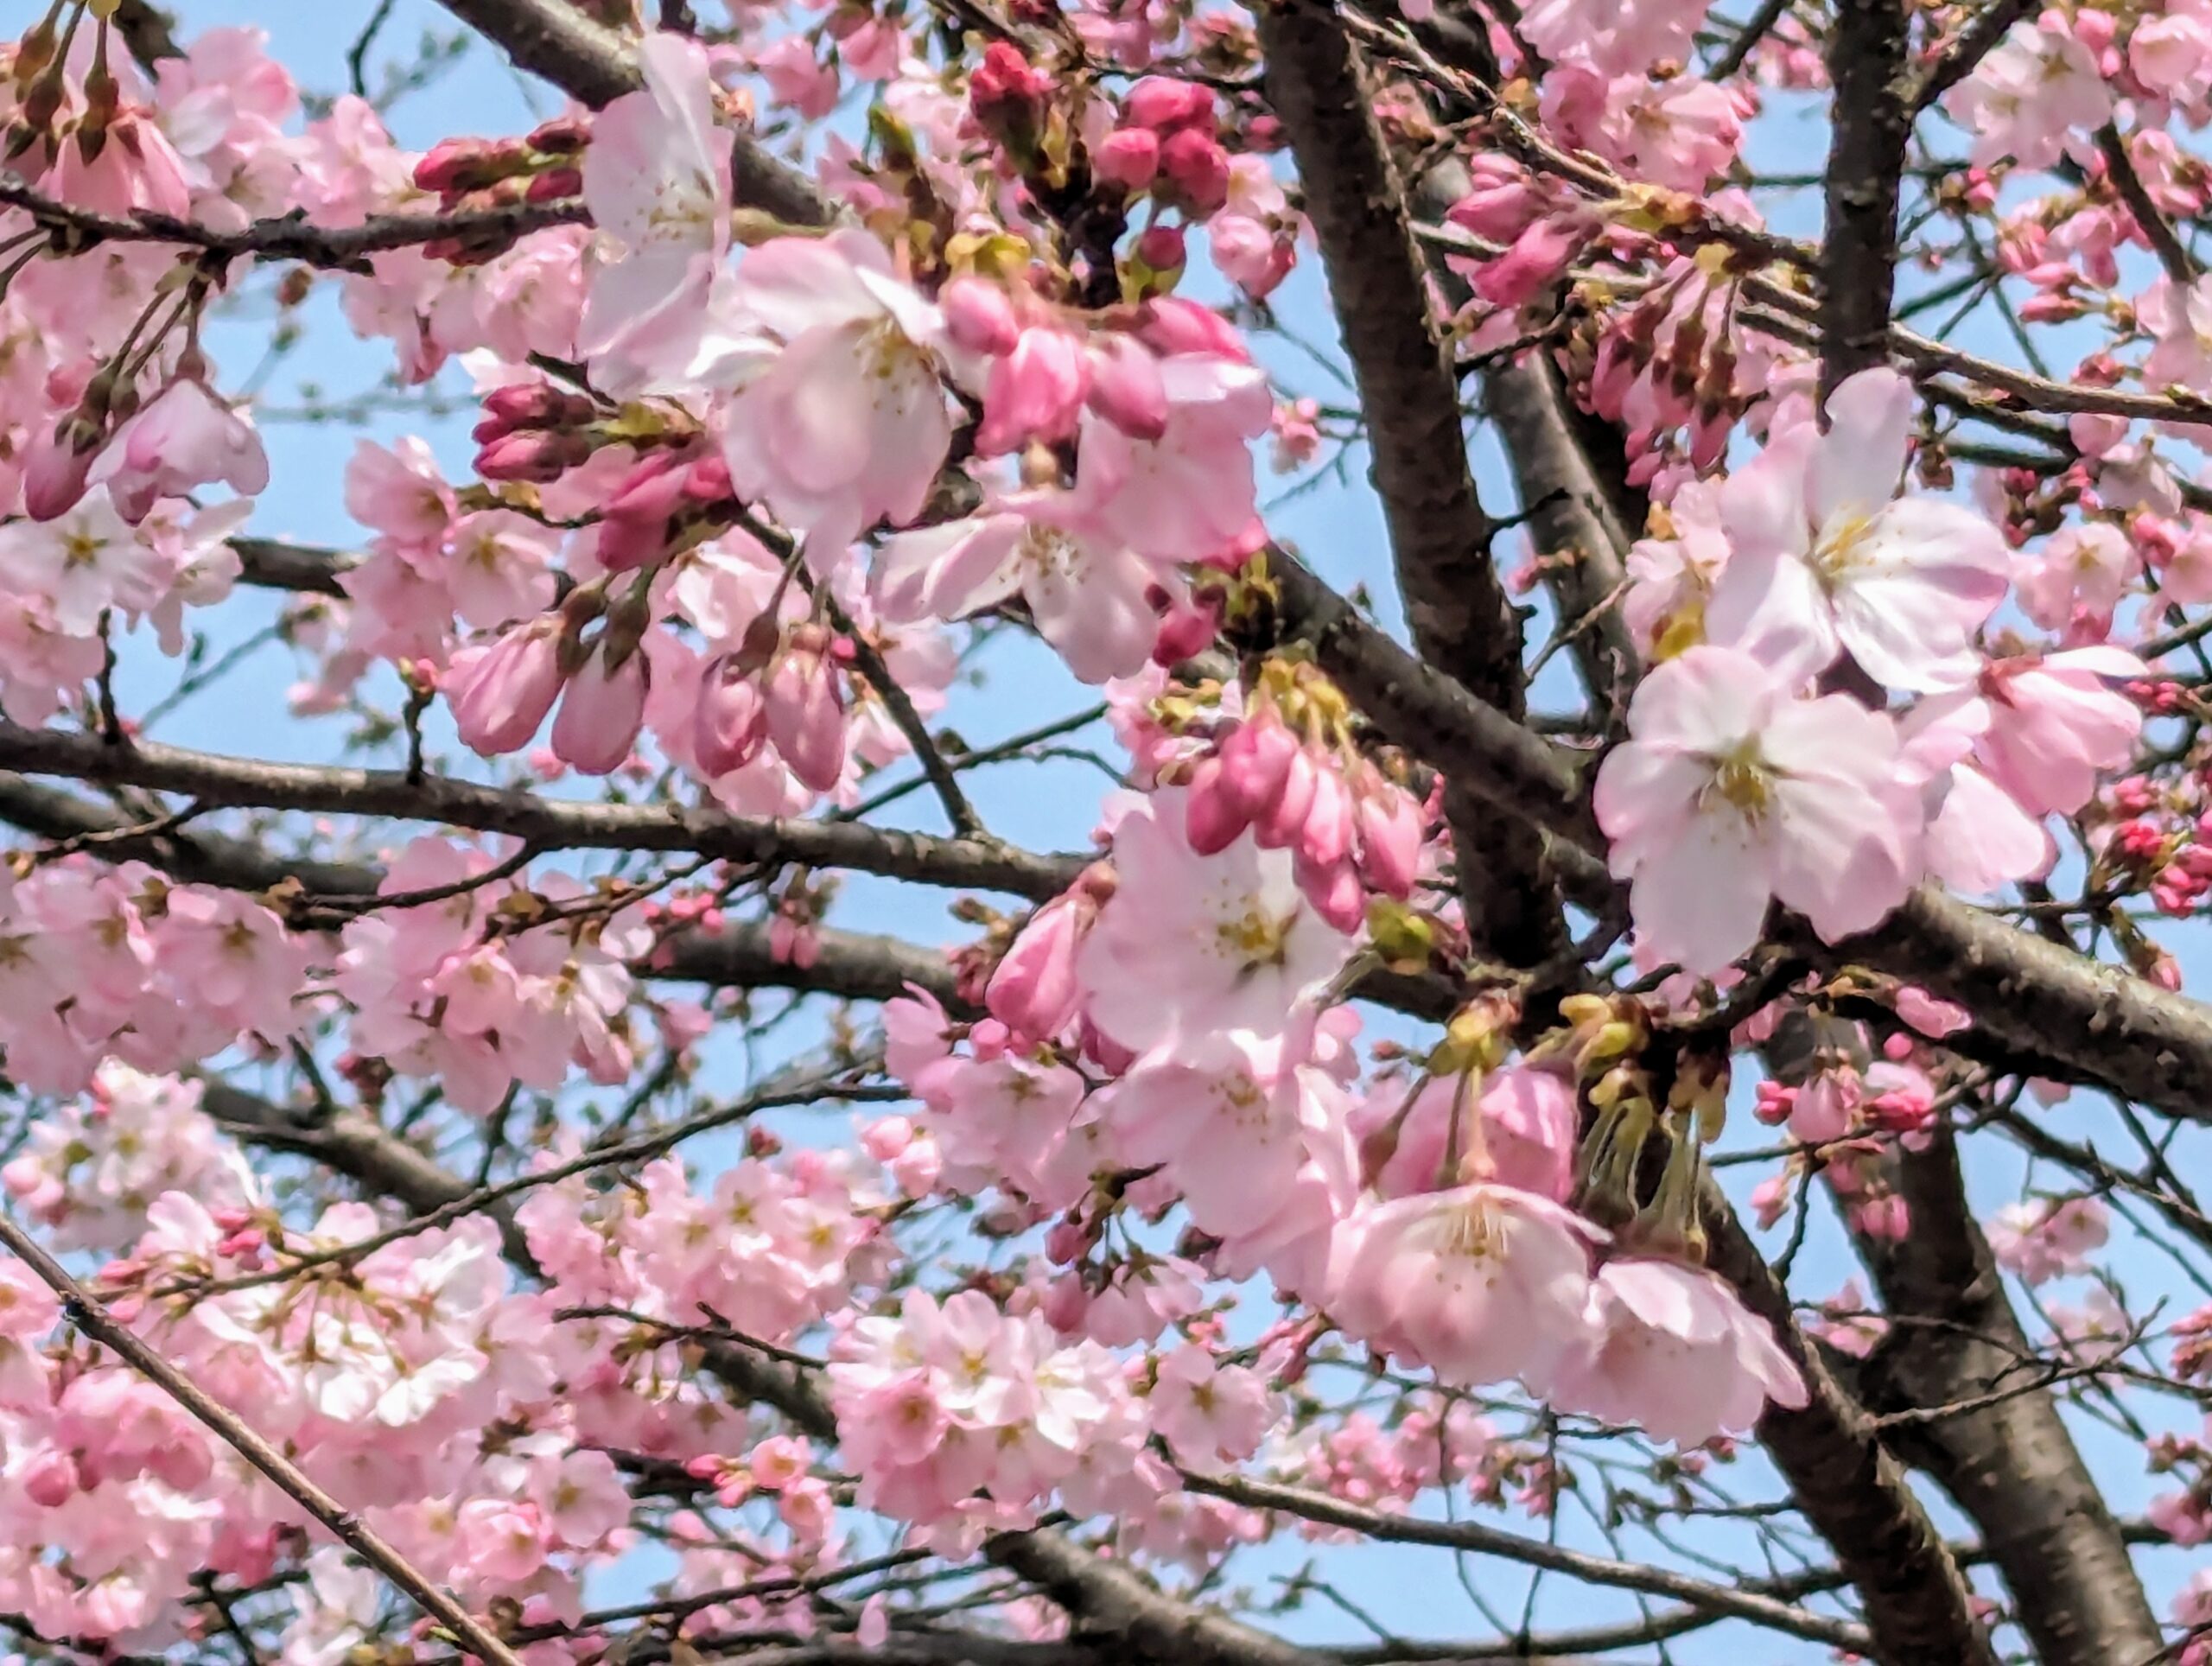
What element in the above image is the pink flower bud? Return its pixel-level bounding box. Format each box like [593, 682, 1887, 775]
[969, 41, 1052, 146]
[1135, 296, 1251, 362]
[940, 277, 1021, 356]
[413, 136, 505, 194]
[1092, 127, 1160, 190]
[1151, 589, 1221, 665]
[765, 627, 848, 792]
[1155, 130, 1230, 218]
[1135, 223, 1187, 274]
[550, 648, 648, 774]
[1123, 77, 1215, 136]
[694, 652, 770, 778]
[1354, 782, 1423, 898]
[1254, 743, 1319, 849]
[1086, 334, 1170, 441]
[596, 453, 692, 570]
[1183, 754, 1250, 855]
[527, 165, 582, 202]
[448, 625, 564, 756]
[22, 1449, 77, 1508]
[1474, 212, 1598, 308]
[1296, 853, 1366, 934]
[978, 327, 1091, 455]
[474, 381, 588, 442]
[985, 892, 1090, 1040]
[1302, 763, 1356, 869]
[476, 429, 588, 483]
[683, 453, 733, 502]
[21, 419, 97, 520]
[1215, 710, 1298, 821]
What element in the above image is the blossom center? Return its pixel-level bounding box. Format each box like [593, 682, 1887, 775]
[1215, 906, 1291, 968]
[1703, 741, 1775, 819]
[1810, 510, 1876, 583]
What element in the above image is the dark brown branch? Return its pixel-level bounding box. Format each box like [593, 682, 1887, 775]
[1256, 1, 1562, 968]
[0, 723, 1082, 900]
[0, 183, 586, 274]
[1819, 0, 1912, 401]
[232, 538, 356, 599]
[1910, 0, 2036, 114]
[1266, 548, 2212, 1130]
[1852, 1125, 2165, 1666]
[110, 0, 184, 67]
[2097, 124, 2199, 285]
[1699, 1186, 2001, 1666]
[1181, 1472, 1872, 1652]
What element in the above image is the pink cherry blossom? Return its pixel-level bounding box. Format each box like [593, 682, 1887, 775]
[1594, 645, 1923, 975]
[1329, 1183, 1602, 1393]
[1077, 788, 1356, 1053]
[1548, 1259, 1808, 1447]
[1707, 369, 2009, 692]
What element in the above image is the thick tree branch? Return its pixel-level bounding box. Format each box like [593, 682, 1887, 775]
[1699, 1188, 2000, 1666]
[1852, 1127, 2164, 1666]
[1267, 549, 2212, 1129]
[1256, 0, 1563, 968]
[1819, 0, 1912, 401]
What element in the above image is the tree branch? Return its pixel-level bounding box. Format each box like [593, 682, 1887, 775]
[432, 0, 841, 229]
[1819, 0, 1912, 401]
[0, 723, 1082, 900]
[1255, 0, 1563, 968]
[1699, 1186, 2001, 1666]
[0, 183, 586, 274]
[1851, 1125, 2164, 1666]
[1180, 1472, 1872, 1653]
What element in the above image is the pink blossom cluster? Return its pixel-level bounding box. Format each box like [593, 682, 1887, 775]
[0, 858, 308, 1094]
[1602, 368, 2146, 974]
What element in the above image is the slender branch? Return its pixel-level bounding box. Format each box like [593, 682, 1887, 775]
[1180, 1472, 1872, 1653]
[0, 183, 586, 274]
[2098, 124, 2199, 285]
[0, 1214, 527, 1666]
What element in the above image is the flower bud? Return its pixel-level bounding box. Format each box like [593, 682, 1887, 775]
[550, 646, 648, 774]
[448, 625, 565, 756]
[693, 651, 770, 778]
[940, 276, 1021, 357]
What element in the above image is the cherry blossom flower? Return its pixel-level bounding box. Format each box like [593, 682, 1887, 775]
[1077, 788, 1357, 1054]
[1549, 1259, 1809, 1447]
[721, 232, 952, 561]
[1594, 645, 1923, 975]
[1706, 369, 2009, 692]
[1328, 1183, 1602, 1393]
